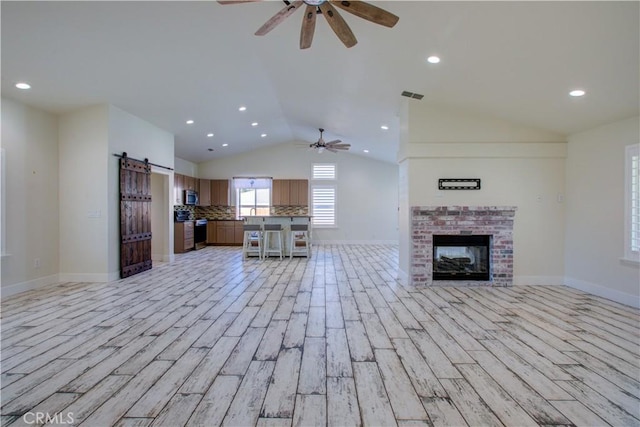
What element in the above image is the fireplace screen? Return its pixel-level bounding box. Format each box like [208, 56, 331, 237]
[433, 235, 491, 280]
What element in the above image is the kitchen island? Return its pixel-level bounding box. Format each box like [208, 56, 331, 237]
[243, 216, 312, 257]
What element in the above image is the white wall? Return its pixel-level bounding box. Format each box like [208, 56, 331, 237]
[108, 105, 175, 277]
[1, 98, 60, 296]
[398, 102, 567, 284]
[565, 116, 640, 306]
[175, 157, 197, 177]
[3, 102, 175, 288]
[198, 142, 399, 243]
[58, 105, 110, 281]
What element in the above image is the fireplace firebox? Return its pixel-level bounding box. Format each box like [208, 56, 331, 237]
[433, 234, 491, 281]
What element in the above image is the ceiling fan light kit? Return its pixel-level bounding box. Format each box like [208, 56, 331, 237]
[309, 128, 351, 153]
[218, 0, 399, 49]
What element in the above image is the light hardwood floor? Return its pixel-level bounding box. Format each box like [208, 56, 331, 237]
[1, 244, 639, 427]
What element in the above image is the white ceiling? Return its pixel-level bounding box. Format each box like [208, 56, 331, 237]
[2, 1, 638, 164]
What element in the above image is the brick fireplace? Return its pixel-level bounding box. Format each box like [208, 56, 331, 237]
[411, 206, 517, 286]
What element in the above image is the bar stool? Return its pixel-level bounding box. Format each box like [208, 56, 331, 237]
[263, 224, 284, 260]
[289, 224, 310, 259]
[242, 224, 263, 260]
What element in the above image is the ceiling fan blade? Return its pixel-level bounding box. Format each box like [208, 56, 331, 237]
[318, 2, 357, 48]
[218, 0, 263, 4]
[255, 0, 303, 36]
[330, 144, 350, 149]
[325, 139, 342, 145]
[331, 0, 399, 28]
[326, 147, 339, 153]
[300, 5, 317, 49]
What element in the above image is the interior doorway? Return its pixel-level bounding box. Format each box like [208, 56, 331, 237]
[150, 170, 172, 262]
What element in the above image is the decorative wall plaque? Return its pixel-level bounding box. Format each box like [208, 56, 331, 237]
[438, 178, 481, 190]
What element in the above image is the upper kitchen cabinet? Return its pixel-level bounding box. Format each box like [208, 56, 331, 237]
[174, 173, 184, 205]
[197, 179, 211, 206]
[210, 179, 230, 206]
[290, 179, 309, 206]
[272, 179, 287, 206]
[273, 179, 308, 206]
[184, 175, 197, 191]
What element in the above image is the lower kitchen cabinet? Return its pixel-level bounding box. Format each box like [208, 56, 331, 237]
[206, 222, 216, 244]
[234, 222, 244, 244]
[212, 220, 243, 245]
[174, 221, 194, 253]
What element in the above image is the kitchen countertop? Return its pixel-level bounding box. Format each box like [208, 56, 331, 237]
[244, 215, 312, 218]
[200, 216, 312, 221]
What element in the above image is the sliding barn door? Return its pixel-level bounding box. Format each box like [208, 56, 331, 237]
[120, 156, 152, 278]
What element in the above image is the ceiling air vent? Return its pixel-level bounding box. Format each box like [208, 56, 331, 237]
[401, 91, 424, 100]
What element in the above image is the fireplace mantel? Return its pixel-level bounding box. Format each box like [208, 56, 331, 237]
[411, 206, 517, 286]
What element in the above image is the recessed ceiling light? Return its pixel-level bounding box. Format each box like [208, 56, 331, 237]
[381, 125, 389, 130]
[363, 150, 370, 153]
[569, 89, 585, 97]
[207, 133, 214, 137]
[251, 122, 258, 127]
[186, 119, 194, 124]
[427, 56, 440, 64]
[15, 82, 31, 90]
[261, 133, 267, 138]
[222, 143, 228, 147]
[238, 106, 247, 112]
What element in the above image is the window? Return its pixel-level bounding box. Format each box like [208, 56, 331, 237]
[233, 177, 271, 217]
[313, 163, 336, 180]
[312, 163, 337, 227]
[625, 144, 640, 261]
[312, 186, 336, 227]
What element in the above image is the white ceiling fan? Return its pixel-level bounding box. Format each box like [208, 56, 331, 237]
[309, 128, 350, 153]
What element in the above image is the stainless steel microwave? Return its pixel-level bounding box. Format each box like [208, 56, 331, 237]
[184, 189, 198, 205]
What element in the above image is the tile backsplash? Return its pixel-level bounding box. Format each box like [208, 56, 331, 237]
[196, 206, 237, 220]
[174, 205, 308, 220]
[271, 206, 309, 216]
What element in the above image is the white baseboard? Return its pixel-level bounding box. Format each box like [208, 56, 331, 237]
[1, 274, 60, 298]
[564, 276, 640, 308]
[397, 268, 409, 286]
[311, 240, 399, 245]
[514, 276, 565, 286]
[58, 272, 111, 283]
[152, 253, 173, 262]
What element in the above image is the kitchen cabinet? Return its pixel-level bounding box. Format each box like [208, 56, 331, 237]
[174, 221, 194, 253]
[272, 180, 286, 206]
[234, 222, 244, 244]
[197, 179, 211, 206]
[290, 179, 309, 206]
[174, 173, 184, 205]
[184, 175, 196, 191]
[206, 221, 216, 244]
[210, 179, 230, 206]
[174, 173, 209, 206]
[273, 179, 308, 206]
[213, 220, 243, 245]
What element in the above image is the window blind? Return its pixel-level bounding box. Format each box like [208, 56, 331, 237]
[312, 164, 336, 180]
[312, 186, 336, 227]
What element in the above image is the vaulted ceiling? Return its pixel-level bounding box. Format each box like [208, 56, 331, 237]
[2, 1, 638, 164]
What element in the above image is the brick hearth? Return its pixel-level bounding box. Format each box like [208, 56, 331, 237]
[411, 206, 517, 286]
